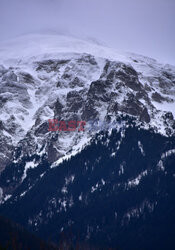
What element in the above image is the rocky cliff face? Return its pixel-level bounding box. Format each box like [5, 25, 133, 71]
[0, 35, 175, 248]
[0, 35, 175, 174]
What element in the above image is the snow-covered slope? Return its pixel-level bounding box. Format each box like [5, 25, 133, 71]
[0, 34, 175, 172]
[0, 34, 175, 249]
[0, 33, 128, 63]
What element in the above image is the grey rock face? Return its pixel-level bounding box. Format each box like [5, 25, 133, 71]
[0, 52, 175, 172]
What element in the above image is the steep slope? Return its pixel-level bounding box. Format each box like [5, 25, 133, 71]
[0, 125, 175, 249]
[0, 34, 175, 175]
[0, 34, 175, 249]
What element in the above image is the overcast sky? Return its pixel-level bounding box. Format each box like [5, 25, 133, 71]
[0, 0, 175, 64]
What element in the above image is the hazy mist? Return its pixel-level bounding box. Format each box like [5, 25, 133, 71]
[0, 0, 175, 64]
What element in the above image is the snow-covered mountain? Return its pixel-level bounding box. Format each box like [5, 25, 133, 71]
[0, 34, 175, 173]
[0, 34, 175, 249]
